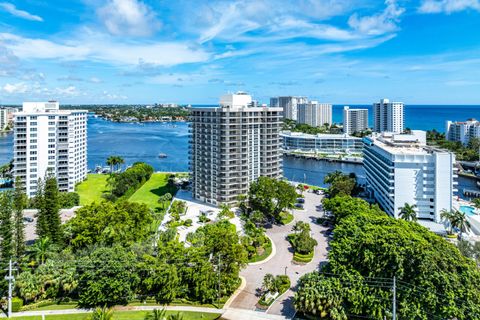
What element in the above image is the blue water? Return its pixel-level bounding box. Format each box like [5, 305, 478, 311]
[331, 105, 480, 131]
[0, 105, 479, 191]
[460, 205, 476, 216]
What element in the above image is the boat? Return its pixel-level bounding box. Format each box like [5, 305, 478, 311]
[158, 153, 168, 158]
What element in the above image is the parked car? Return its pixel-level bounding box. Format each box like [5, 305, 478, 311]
[296, 198, 305, 203]
[23, 217, 34, 223]
[294, 203, 304, 209]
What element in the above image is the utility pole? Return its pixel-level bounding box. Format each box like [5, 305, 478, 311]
[392, 276, 396, 320]
[5, 259, 16, 318]
[217, 254, 221, 307]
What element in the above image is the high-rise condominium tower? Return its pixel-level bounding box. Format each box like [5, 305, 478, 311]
[297, 101, 332, 127]
[190, 92, 283, 206]
[373, 99, 404, 133]
[343, 106, 369, 135]
[0, 107, 18, 131]
[13, 101, 87, 197]
[270, 96, 307, 121]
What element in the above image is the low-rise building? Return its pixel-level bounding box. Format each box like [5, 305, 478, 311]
[363, 130, 456, 222]
[281, 131, 363, 154]
[445, 119, 480, 145]
[343, 106, 368, 135]
[13, 101, 88, 197]
[297, 101, 332, 127]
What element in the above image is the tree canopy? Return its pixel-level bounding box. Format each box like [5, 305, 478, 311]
[296, 195, 480, 319]
[248, 177, 297, 221]
[66, 201, 153, 250]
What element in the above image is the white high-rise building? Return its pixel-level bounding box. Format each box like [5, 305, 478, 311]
[343, 106, 369, 135]
[190, 92, 283, 206]
[363, 130, 456, 223]
[373, 99, 404, 133]
[297, 101, 332, 127]
[13, 101, 88, 197]
[1, 107, 18, 131]
[270, 96, 308, 121]
[446, 119, 480, 145]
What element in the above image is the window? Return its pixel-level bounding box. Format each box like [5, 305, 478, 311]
[48, 156, 55, 160]
[30, 122, 37, 126]
[30, 157, 37, 161]
[30, 133, 37, 138]
[48, 121, 55, 125]
[30, 128, 37, 132]
[30, 151, 37, 155]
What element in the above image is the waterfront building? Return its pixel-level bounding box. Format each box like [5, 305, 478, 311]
[363, 130, 456, 222]
[373, 99, 404, 133]
[343, 106, 368, 135]
[13, 101, 88, 197]
[297, 101, 332, 127]
[189, 92, 283, 206]
[270, 96, 308, 121]
[281, 131, 363, 154]
[0, 107, 18, 131]
[445, 119, 480, 145]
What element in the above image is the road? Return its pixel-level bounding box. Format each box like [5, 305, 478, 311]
[228, 191, 329, 318]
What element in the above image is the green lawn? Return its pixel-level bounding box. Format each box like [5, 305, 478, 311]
[279, 212, 294, 225]
[13, 310, 221, 320]
[129, 173, 178, 213]
[75, 174, 109, 205]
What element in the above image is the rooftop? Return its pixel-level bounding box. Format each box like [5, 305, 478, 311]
[366, 130, 451, 155]
[281, 131, 361, 140]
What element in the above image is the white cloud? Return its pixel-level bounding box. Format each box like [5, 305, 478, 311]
[0, 2, 43, 21]
[348, 0, 405, 36]
[0, 32, 210, 67]
[418, 0, 480, 13]
[2, 82, 28, 93]
[97, 0, 160, 37]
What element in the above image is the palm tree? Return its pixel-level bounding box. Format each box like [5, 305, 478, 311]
[144, 308, 167, 320]
[106, 156, 116, 173]
[441, 209, 456, 234]
[167, 314, 184, 320]
[398, 203, 417, 222]
[88, 306, 114, 320]
[454, 210, 471, 240]
[115, 156, 125, 172]
[262, 273, 275, 293]
[473, 198, 480, 211]
[31, 237, 51, 265]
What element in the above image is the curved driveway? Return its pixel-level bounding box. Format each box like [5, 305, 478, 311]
[228, 191, 329, 318]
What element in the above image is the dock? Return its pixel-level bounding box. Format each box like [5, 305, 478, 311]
[463, 189, 480, 198]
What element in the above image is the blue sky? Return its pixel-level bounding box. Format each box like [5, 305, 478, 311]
[0, 0, 480, 104]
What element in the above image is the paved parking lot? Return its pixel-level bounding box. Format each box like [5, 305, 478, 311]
[23, 207, 80, 242]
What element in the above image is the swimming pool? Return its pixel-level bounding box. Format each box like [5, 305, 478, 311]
[460, 205, 477, 216]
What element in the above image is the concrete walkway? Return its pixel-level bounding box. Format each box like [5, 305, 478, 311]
[228, 191, 329, 318]
[4, 306, 224, 318]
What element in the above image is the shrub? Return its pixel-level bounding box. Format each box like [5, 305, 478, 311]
[12, 297, 23, 312]
[184, 219, 192, 227]
[58, 192, 80, 208]
[111, 162, 154, 198]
